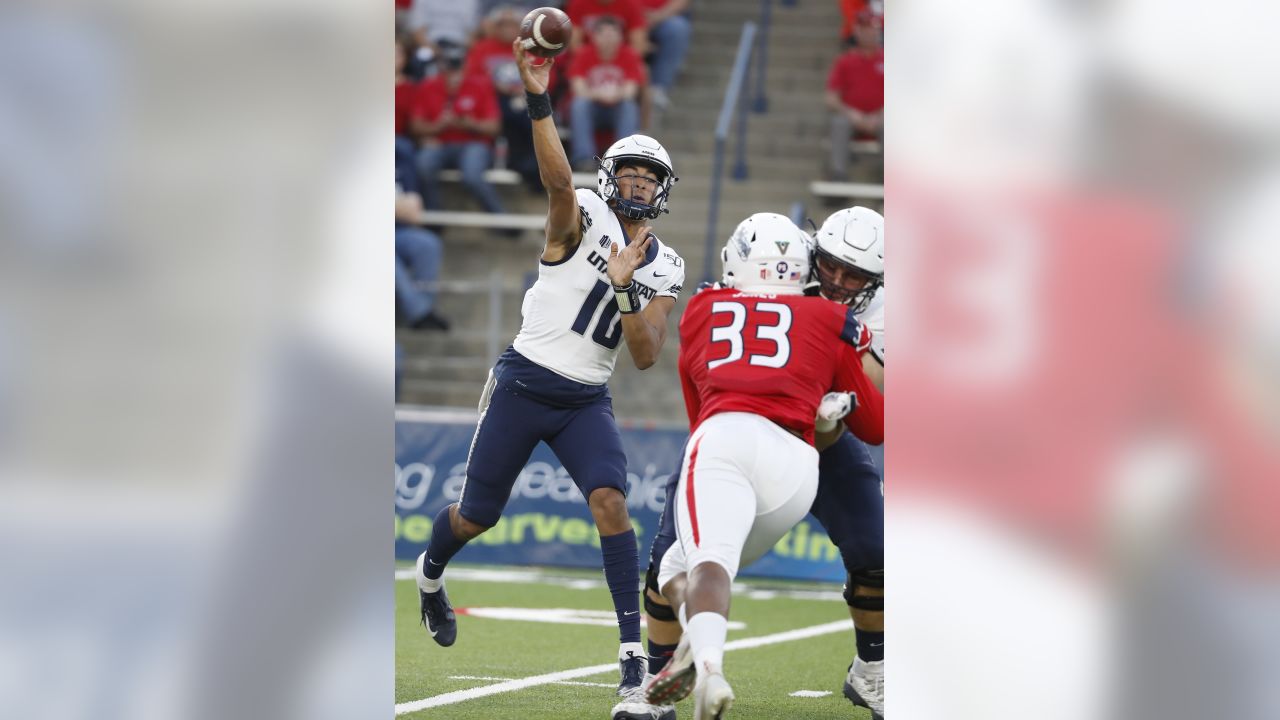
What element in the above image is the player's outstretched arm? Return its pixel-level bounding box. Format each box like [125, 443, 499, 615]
[513, 39, 581, 262]
[607, 231, 672, 369]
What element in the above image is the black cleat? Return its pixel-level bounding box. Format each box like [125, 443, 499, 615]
[617, 651, 647, 696]
[419, 586, 457, 647]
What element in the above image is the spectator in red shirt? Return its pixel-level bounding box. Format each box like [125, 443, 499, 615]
[825, 11, 884, 180]
[396, 36, 420, 148]
[412, 42, 507, 214]
[638, 0, 691, 109]
[568, 16, 645, 168]
[466, 5, 543, 190]
[566, 0, 649, 52]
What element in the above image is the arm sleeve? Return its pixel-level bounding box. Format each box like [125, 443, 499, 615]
[835, 344, 884, 445]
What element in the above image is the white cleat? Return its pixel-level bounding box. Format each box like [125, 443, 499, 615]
[611, 674, 677, 720]
[692, 668, 733, 720]
[842, 657, 884, 719]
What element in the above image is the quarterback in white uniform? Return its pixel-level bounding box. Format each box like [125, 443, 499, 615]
[414, 37, 686, 713]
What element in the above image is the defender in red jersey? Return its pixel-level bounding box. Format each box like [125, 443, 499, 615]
[678, 287, 881, 446]
[645, 213, 883, 719]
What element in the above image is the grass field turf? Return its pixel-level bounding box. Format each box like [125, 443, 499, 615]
[396, 563, 875, 719]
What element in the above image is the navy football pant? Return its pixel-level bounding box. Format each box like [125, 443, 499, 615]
[459, 381, 628, 528]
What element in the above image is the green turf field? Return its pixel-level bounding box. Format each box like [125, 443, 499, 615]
[396, 563, 874, 719]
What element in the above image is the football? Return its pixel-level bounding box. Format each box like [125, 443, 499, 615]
[518, 7, 572, 59]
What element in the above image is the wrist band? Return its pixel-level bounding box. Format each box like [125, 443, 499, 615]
[614, 282, 640, 314]
[526, 91, 553, 121]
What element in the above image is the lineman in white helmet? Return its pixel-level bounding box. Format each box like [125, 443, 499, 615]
[643, 212, 881, 720]
[807, 206, 887, 718]
[720, 211, 814, 292]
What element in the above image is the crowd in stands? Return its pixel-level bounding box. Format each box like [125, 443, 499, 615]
[826, 5, 884, 181]
[393, 0, 694, 346]
[394, 0, 692, 206]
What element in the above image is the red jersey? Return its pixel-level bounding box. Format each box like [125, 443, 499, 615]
[414, 73, 500, 144]
[463, 38, 533, 91]
[568, 43, 647, 91]
[678, 288, 884, 446]
[395, 78, 420, 136]
[827, 48, 884, 113]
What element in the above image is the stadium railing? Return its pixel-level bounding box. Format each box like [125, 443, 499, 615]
[410, 271, 510, 365]
[702, 21, 758, 283]
[788, 200, 807, 228]
[809, 180, 885, 200]
[416, 173, 596, 232]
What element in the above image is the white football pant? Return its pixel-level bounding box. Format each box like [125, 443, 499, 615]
[658, 412, 820, 591]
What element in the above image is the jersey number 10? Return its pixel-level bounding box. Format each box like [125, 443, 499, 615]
[570, 280, 625, 349]
[707, 301, 793, 369]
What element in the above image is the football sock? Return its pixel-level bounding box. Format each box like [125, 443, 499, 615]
[600, 528, 642, 644]
[856, 629, 885, 663]
[619, 641, 645, 663]
[647, 640, 677, 674]
[422, 504, 466, 582]
[686, 611, 727, 673]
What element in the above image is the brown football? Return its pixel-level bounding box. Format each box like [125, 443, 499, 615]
[518, 7, 572, 59]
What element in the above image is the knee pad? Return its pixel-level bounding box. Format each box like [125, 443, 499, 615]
[843, 569, 884, 610]
[850, 568, 884, 589]
[644, 586, 678, 623]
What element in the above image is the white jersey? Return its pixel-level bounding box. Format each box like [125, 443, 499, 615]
[513, 189, 686, 385]
[857, 286, 885, 362]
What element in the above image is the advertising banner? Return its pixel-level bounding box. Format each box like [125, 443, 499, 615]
[395, 408, 881, 583]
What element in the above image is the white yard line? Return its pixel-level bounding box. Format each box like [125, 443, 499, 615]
[395, 619, 853, 715]
[449, 675, 614, 688]
[394, 566, 842, 601]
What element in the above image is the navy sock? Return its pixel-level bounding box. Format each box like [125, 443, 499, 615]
[600, 529, 641, 643]
[423, 504, 468, 581]
[856, 629, 884, 663]
[647, 640, 677, 674]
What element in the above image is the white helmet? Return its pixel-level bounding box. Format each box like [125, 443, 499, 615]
[597, 134, 677, 221]
[721, 213, 813, 294]
[811, 206, 884, 312]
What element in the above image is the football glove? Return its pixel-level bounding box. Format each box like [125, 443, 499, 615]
[815, 391, 857, 432]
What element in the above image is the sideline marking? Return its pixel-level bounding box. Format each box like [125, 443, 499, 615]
[395, 619, 853, 715]
[790, 690, 833, 698]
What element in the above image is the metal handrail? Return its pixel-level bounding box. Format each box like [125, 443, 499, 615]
[753, 0, 772, 113]
[702, 21, 758, 283]
[410, 269, 508, 361]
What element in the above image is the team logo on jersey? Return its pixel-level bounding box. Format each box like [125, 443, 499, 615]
[774, 240, 791, 254]
[598, 233, 611, 249]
